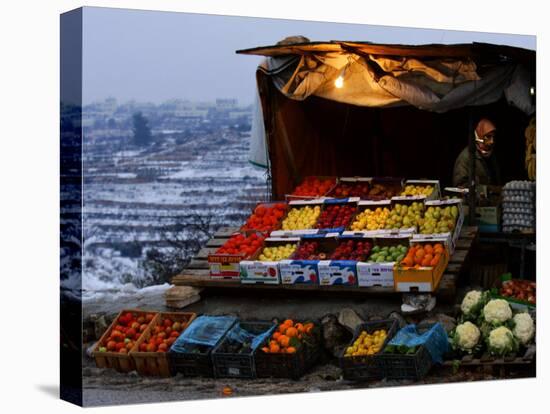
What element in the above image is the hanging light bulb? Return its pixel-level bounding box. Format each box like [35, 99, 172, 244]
[334, 64, 347, 89]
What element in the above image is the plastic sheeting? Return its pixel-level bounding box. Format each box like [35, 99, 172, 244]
[170, 315, 237, 351]
[224, 322, 276, 351]
[387, 323, 449, 364]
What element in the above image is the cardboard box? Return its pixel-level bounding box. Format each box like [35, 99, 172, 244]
[423, 199, 464, 252]
[274, 199, 325, 236]
[353, 230, 414, 287]
[393, 236, 449, 292]
[318, 260, 358, 286]
[367, 177, 404, 200]
[208, 232, 265, 279]
[316, 197, 360, 233]
[403, 179, 441, 200]
[279, 233, 338, 285]
[463, 205, 500, 232]
[349, 200, 392, 231]
[239, 237, 299, 285]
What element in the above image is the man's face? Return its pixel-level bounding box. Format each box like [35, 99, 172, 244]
[475, 119, 497, 157]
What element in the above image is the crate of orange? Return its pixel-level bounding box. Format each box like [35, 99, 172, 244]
[211, 320, 276, 379]
[393, 236, 450, 293]
[239, 202, 288, 233]
[129, 311, 196, 377]
[254, 319, 321, 380]
[208, 232, 266, 279]
[92, 309, 157, 373]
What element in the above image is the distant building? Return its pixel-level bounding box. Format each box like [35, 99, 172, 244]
[216, 98, 238, 110]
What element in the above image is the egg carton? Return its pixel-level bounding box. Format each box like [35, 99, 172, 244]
[503, 226, 534, 233]
[503, 181, 536, 191]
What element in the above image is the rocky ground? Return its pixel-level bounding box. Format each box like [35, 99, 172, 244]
[81, 289, 535, 407]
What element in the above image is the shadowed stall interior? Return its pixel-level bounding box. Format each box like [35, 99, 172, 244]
[258, 72, 530, 200]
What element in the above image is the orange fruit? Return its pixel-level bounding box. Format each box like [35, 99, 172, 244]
[415, 248, 425, 260]
[424, 253, 433, 262]
[286, 346, 297, 354]
[269, 343, 280, 353]
[272, 331, 281, 340]
[286, 327, 298, 338]
[283, 319, 294, 327]
[278, 325, 287, 334]
[295, 323, 305, 333]
[421, 257, 431, 267]
[430, 256, 439, 266]
[261, 347, 270, 353]
[414, 256, 423, 265]
[401, 256, 414, 267]
[278, 335, 290, 347]
[424, 244, 433, 254]
[434, 244, 445, 254]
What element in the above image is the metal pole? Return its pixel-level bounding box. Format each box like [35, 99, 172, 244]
[468, 111, 476, 226]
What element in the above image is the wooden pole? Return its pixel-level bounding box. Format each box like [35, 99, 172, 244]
[468, 111, 476, 225]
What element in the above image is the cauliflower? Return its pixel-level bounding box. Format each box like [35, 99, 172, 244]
[512, 313, 535, 345]
[452, 321, 481, 353]
[487, 326, 518, 356]
[483, 299, 512, 325]
[460, 290, 488, 320]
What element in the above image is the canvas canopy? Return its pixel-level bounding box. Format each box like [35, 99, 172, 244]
[238, 41, 535, 197]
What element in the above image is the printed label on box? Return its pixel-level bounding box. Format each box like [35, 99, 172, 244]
[317, 260, 357, 286]
[279, 260, 318, 284]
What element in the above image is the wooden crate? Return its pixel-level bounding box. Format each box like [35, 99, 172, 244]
[92, 309, 157, 373]
[130, 311, 197, 377]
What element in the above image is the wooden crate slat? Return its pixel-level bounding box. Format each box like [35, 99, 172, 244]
[455, 238, 473, 251]
[187, 259, 209, 269]
[449, 249, 468, 264]
[196, 247, 219, 259]
[214, 227, 239, 238]
[206, 238, 226, 247]
[445, 263, 462, 275]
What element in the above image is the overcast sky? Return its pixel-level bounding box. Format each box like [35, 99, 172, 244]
[82, 7, 535, 106]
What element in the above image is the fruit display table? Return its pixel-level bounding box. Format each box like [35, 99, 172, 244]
[172, 226, 479, 300]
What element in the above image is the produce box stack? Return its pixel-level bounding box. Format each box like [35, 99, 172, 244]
[240, 202, 288, 233]
[93, 309, 157, 373]
[355, 230, 413, 288]
[327, 177, 371, 199]
[168, 315, 237, 377]
[130, 312, 197, 377]
[212, 320, 276, 379]
[339, 319, 398, 381]
[208, 232, 266, 279]
[502, 180, 535, 233]
[286, 176, 336, 201]
[279, 233, 338, 285]
[348, 200, 392, 231]
[255, 319, 321, 379]
[393, 235, 449, 292]
[239, 237, 299, 284]
[317, 234, 373, 286]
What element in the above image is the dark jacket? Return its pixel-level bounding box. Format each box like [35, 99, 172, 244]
[452, 146, 501, 187]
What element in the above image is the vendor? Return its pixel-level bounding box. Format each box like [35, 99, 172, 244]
[452, 118, 502, 188]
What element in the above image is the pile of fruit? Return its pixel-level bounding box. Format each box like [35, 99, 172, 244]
[291, 241, 329, 260]
[499, 279, 536, 304]
[400, 184, 434, 197]
[384, 202, 424, 230]
[97, 312, 155, 354]
[241, 203, 286, 232]
[420, 205, 459, 234]
[261, 320, 315, 354]
[315, 204, 356, 229]
[138, 317, 187, 353]
[258, 243, 297, 261]
[281, 205, 321, 230]
[344, 328, 388, 357]
[367, 244, 408, 263]
[368, 183, 400, 199]
[399, 243, 445, 268]
[290, 177, 335, 197]
[216, 233, 265, 257]
[329, 181, 370, 198]
[330, 239, 372, 261]
[350, 207, 391, 231]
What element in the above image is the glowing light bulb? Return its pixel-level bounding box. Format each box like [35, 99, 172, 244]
[530, 86, 535, 96]
[334, 75, 344, 89]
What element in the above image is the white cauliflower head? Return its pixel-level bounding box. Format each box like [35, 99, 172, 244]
[483, 299, 512, 324]
[487, 326, 517, 356]
[512, 313, 535, 345]
[461, 290, 482, 314]
[454, 321, 481, 351]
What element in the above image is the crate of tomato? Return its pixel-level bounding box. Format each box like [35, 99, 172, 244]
[254, 319, 321, 380]
[130, 311, 197, 377]
[92, 309, 157, 373]
[240, 202, 288, 233]
[208, 232, 266, 279]
[339, 319, 398, 381]
[491, 273, 536, 310]
[211, 320, 276, 379]
[286, 176, 337, 201]
[168, 315, 237, 377]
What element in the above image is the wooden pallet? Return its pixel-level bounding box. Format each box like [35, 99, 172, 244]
[172, 226, 478, 299]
